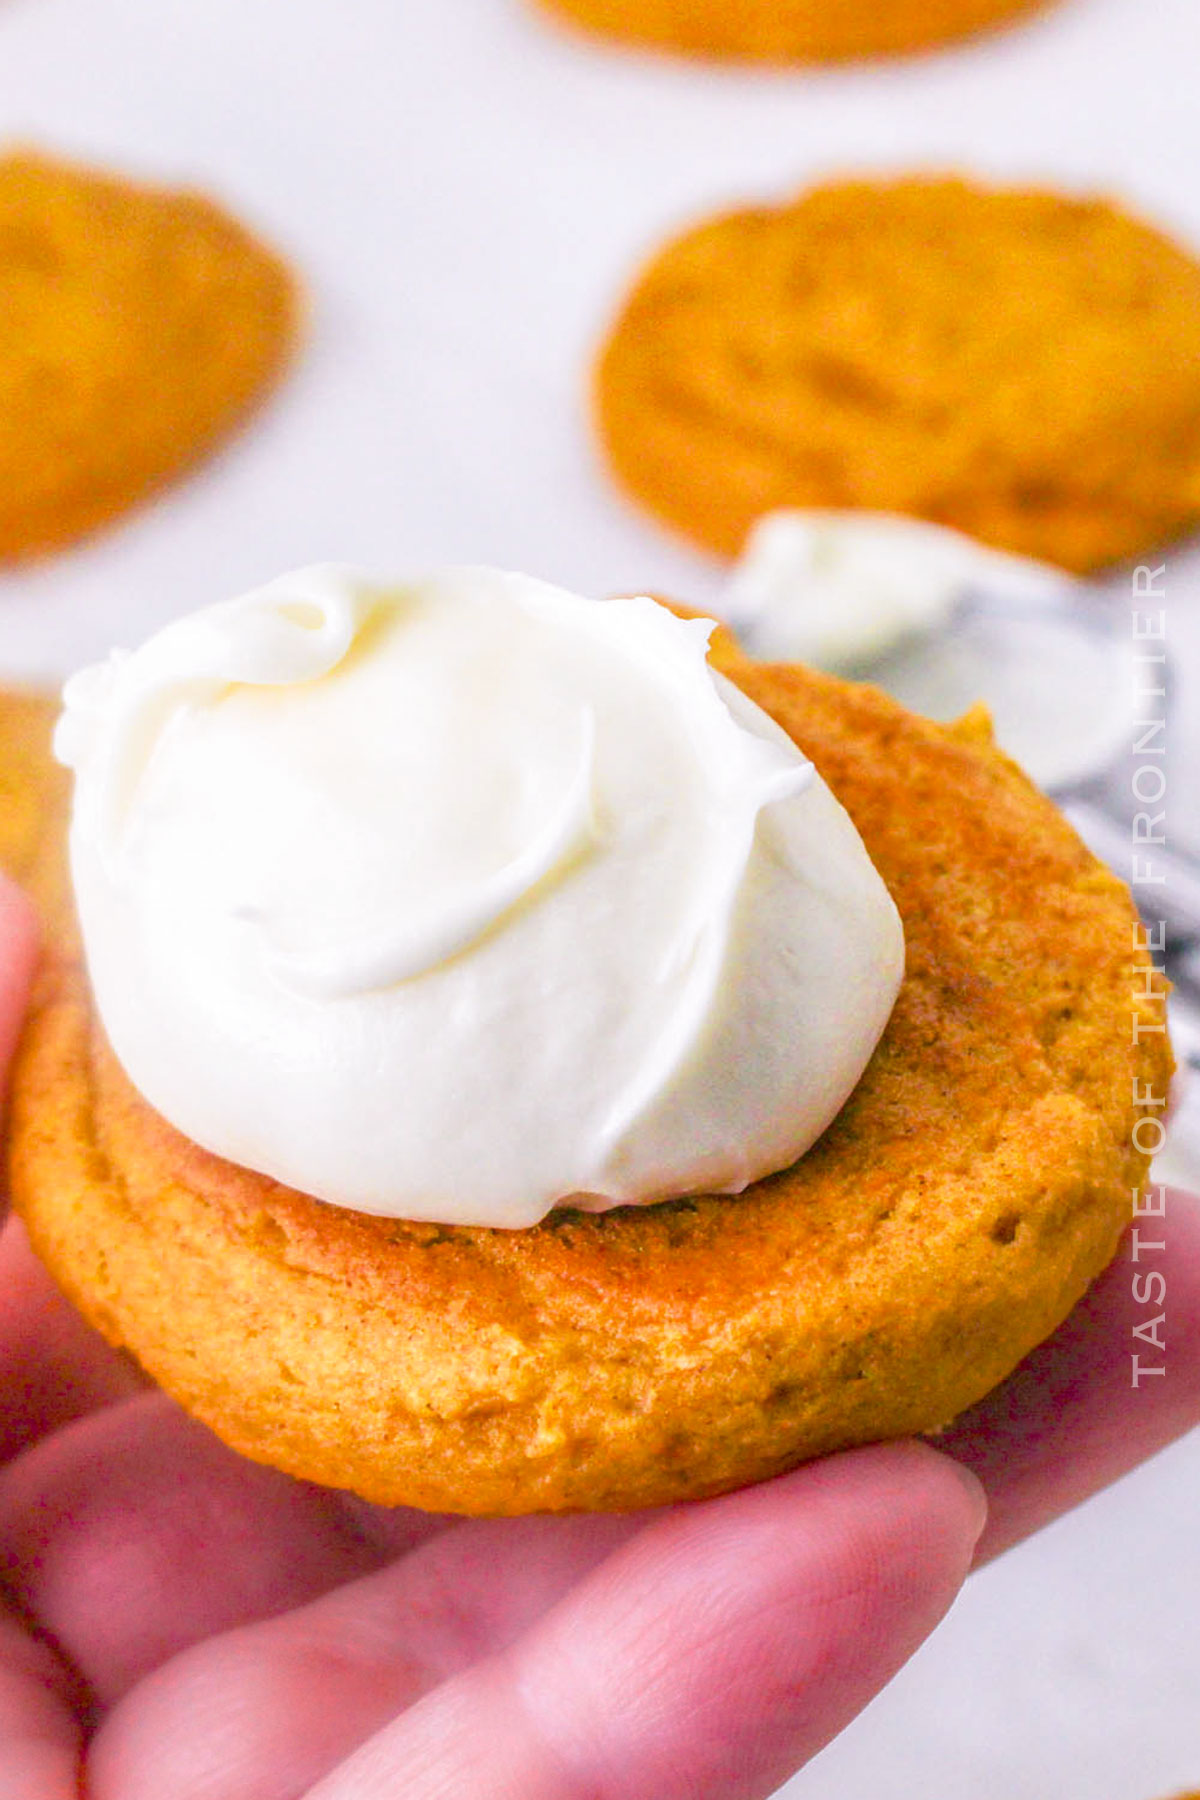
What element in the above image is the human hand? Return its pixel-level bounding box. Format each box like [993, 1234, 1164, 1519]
[2, 869, 1197, 1800]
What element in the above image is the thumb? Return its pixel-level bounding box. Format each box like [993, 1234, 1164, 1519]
[306, 1442, 986, 1800]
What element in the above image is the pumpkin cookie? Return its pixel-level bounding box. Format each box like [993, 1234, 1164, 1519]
[0, 150, 298, 561]
[0, 688, 65, 886]
[596, 177, 1200, 572]
[7, 630, 1170, 1514]
[535, 0, 1050, 61]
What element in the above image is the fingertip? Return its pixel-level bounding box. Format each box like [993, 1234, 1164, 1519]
[768, 1438, 989, 1575]
[884, 1437, 990, 1546]
[472, 1440, 986, 1800]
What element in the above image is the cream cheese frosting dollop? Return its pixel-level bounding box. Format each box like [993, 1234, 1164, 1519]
[56, 565, 904, 1228]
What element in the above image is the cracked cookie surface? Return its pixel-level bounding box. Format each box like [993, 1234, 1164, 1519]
[596, 177, 1200, 571]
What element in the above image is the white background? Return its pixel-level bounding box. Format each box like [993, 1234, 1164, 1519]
[0, 0, 1198, 1793]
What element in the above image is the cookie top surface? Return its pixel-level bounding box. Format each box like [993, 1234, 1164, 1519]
[7, 647, 1170, 1513]
[534, 0, 1050, 61]
[0, 149, 298, 560]
[596, 176, 1200, 571]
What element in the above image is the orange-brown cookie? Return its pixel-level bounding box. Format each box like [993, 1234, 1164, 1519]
[7, 642, 1170, 1514]
[0, 688, 65, 886]
[535, 0, 1050, 61]
[596, 177, 1200, 572]
[0, 150, 298, 561]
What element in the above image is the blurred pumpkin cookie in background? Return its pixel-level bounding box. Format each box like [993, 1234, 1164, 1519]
[533, 0, 1053, 62]
[595, 175, 1200, 572]
[0, 149, 299, 562]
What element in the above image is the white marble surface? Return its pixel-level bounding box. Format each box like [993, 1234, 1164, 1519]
[0, 0, 1198, 1792]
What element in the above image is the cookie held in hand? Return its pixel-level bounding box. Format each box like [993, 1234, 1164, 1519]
[8, 585, 1171, 1514]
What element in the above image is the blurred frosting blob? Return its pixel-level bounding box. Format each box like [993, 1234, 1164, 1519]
[56, 565, 904, 1228]
[724, 510, 1132, 793]
[724, 509, 1074, 670]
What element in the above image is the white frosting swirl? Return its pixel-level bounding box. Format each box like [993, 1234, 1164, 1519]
[57, 566, 904, 1229]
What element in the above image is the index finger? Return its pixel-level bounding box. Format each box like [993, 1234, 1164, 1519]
[943, 1190, 1200, 1562]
